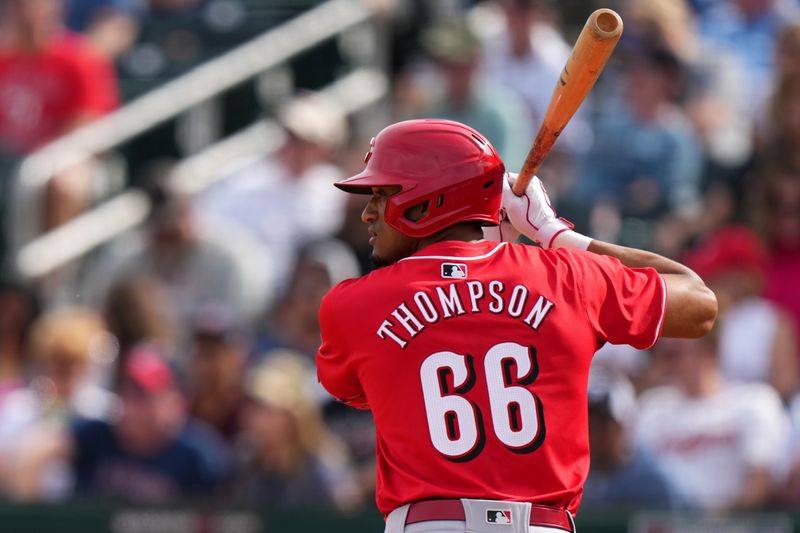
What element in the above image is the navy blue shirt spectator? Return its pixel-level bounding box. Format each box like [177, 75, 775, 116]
[71, 345, 230, 503]
[582, 447, 688, 510]
[72, 418, 228, 502]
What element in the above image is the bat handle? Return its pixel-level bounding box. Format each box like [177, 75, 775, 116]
[512, 126, 551, 196]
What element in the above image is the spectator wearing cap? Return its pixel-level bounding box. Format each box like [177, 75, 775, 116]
[232, 351, 363, 511]
[0, 307, 115, 500]
[14, 345, 231, 503]
[582, 366, 686, 510]
[188, 304, 249, 444]
[81, 166, 259, 335]
[635, 330, 790, 511]
[414, 18, 531, 172]
[196, 91, 349, 311]
[684, 225, 799, 400]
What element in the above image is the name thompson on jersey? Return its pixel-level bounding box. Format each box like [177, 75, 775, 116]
[377, 280, 556, 349]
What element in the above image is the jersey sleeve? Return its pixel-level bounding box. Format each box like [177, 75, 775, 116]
[316, 288, 369, 410]
[570, 250, 667, 349]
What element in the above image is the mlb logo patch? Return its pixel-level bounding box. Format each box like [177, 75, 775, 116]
[441, 263, 467, 279]
[486, 510, 512, 524]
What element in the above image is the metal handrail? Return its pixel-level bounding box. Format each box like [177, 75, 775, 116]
[9, 0, 373, 256]
[16, 68, 388, 278]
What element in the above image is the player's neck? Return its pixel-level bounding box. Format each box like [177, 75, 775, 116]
[416, 223, 485, 251]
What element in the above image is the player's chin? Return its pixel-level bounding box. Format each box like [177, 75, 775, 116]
[370, 252, 392, 268]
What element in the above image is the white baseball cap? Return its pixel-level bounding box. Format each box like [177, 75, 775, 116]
[277, 92, 347, 149]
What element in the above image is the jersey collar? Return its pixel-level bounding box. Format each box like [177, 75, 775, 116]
[398, 241, 506, 262]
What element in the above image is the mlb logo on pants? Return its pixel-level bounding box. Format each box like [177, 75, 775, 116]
[441, 263, 468, 279]
[486, 510, 512, 524]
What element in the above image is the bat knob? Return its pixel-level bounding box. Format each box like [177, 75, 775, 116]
[589, 8, 623, 40]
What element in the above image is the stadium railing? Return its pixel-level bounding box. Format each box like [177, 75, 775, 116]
[8, 0, 388, 282]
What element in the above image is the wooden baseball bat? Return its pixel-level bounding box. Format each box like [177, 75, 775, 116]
[513, 8, 623, 196]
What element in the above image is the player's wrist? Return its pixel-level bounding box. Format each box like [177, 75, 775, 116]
[537, 219, 592, 250]
[550, 229, 593, 250]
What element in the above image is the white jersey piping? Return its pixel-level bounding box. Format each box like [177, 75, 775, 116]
[645, 274, 668, 349]
[398, 242, 507, 262]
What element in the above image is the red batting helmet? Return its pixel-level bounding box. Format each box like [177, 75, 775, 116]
[334, 119, 505, 238]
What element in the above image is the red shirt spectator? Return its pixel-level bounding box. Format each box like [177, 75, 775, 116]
[0, 32, 118, 155]
[0, 0, 119, 156]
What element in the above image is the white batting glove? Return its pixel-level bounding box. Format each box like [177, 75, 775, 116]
[502, 172, 592, 250]
[482, 216, 520, 243]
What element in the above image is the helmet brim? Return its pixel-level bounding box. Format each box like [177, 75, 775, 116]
[334, 170, 399, 194]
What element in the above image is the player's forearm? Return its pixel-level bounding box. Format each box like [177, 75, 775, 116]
[587, 239, 718, 339]
[586, 240, 700, 279]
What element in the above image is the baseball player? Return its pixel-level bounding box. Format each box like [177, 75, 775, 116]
[316, 119, 717, 533]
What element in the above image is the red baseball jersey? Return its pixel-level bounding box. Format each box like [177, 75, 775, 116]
[317, 240, 666, 515]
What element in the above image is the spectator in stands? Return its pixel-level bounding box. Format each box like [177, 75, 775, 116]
[781, 391, 800, 503]
[626, 0, 752, 179]
[83, 172, 254, 335]
[571, 44, 702, 245]
[256, 240, 359, 361]
[0, 307, 115, 500]
[776, 22, 800, 86]
[65, 0, 143, 59]
[582, 366, 686, 509]
[187, 304, 248, 444]
[416, 19, 531, 171]
[754, 167, 800, 338]
[103, 276, 179, 365]
[232, 352, 363, 510]
[696, 0, 797, 123]
[196, 92, 348, 311]
[479, 0, 591, 158]
[684, 225, 798, 400]
[0, 0, 119, 156]
[15, 345, 231, 503]
[764, 75, 800, 172]
[0, 281, 41, 406]
[0, 0, 120, 228]
[635, 332, 790, 511]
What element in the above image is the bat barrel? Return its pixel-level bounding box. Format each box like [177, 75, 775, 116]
[512, 8, 623, 197]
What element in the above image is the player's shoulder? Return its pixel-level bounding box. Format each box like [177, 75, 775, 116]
[320, 268, 390, 312]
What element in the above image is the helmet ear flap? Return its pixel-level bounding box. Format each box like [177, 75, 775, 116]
[403, 200, 430, 223]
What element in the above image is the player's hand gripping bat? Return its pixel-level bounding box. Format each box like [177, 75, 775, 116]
[512, 8, 623, 196]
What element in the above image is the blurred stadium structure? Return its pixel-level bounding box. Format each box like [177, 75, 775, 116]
[1, 0, 800, 532]
[10, 0, 388, 280]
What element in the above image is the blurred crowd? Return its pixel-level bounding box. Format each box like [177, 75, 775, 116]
[1, 0, 800, 517]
